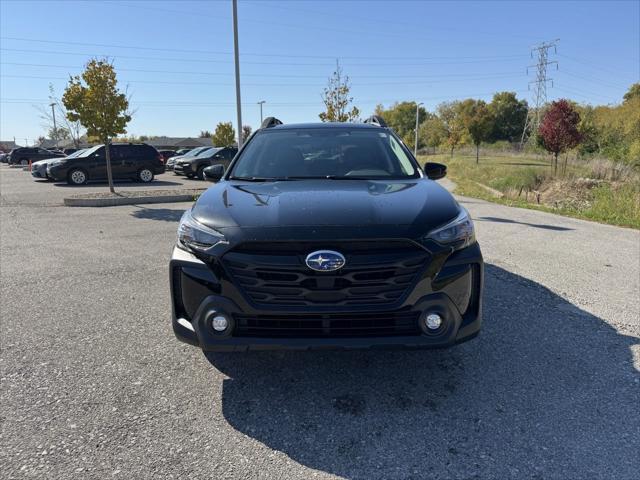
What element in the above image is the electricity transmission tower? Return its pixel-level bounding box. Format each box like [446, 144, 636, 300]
[520, 39, 559, 147]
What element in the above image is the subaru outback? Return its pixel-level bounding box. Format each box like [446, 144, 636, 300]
[170, 117, 483, 355]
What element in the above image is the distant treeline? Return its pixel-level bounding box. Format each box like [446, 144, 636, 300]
[375, 83, 640, 165]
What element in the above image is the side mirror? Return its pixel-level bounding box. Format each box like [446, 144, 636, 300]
[423, 162, 447, 180]
[203, 164, 225, 182]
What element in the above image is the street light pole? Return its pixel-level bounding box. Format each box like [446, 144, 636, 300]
[232, 0, 243, 148]
[50, 102, 58, 149]
[257, 100, 266, 123]
[414, 102, 423, 157]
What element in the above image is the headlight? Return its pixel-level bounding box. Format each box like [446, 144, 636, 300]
[425, 207, 475, 250]
[177, 209, 227, 252]
[49, 160, 64, 167]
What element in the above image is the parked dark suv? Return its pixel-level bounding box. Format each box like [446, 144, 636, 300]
[8, 147, 65, 165]
[47, 143, 165, 185]
[170, 117, 483, 357]
[174, 146, 237, 180]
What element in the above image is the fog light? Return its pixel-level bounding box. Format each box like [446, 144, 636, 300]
[211, 315, 229, 332]
[425, 313, 442, 330]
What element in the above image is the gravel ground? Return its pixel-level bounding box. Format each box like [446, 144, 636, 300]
[1, 171, 638, 479]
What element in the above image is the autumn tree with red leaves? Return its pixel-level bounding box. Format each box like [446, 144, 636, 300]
[538, 100, 582, 174]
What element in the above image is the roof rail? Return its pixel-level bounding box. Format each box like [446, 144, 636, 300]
[363, 115, 388, 128]
[261, 117, 283, 129]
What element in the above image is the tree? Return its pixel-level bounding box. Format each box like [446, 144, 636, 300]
[199, 130, 212, 138]
[538, 99, 582, 174]
[212, 122, 236, 147]
[242, 125, 252, 143]
[419, 116, 448, 149]
[437, 101, 466, 157]
[62, 59, 131, 192]
[374, 102, 429, 146]
[34, 85, 85, 149]
[459, 99, 495, 163]
[488, 92, 528, 143]
[623, 83, 640, 103]
[48, 126, 71, 142]
[319, 61, 360, 122]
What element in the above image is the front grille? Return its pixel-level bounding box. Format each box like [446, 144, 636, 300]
[223, 241, 429, 307]
[234, 310, 421, 338]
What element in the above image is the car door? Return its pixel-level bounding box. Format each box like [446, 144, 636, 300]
[110, 145, 130, 179]
[35, 148, 49, 161]
[88, 147, 107, 179]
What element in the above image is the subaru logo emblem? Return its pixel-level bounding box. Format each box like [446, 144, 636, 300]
[305, 250, 346, 272]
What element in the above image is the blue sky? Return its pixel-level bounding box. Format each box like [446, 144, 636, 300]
[1, 0, 638, 144]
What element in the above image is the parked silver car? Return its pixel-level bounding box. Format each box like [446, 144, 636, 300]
[31, 149, 87, 180]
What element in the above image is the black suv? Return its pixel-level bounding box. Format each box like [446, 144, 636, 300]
[173, 146, 237, 180]
[170, 117, 483, 356]
[8, 147, 65, 165]
[47, 143, 165, 185]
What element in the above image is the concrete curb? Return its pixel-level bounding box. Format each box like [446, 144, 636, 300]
[64, 193, 200, 207]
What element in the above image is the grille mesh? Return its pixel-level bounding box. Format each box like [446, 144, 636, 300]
[234, 310, 421, 338]
[223, 241, 429, 307]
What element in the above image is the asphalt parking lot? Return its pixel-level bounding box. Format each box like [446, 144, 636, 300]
[0, 165, 204, 207]
[1, 165, 639, 479]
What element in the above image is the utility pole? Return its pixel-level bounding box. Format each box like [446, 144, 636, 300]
[414, 102, 423, 156]
[257, 100, 266, 124]
[50, 102, 58, 149]
[520, 39, 559, 147]
[232, 0, 243, 148]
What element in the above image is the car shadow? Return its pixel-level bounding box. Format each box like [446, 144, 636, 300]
[130, 206, 187, 222]
[208, 264, 639, 479]
[476, 216, 573, 231]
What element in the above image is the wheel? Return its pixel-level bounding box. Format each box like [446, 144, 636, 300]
[67, 168, 88, 185]
[186, 173, 195, 179]
[196, 165, 206, 180]
[138, 168, 154, 183]
[20, 159, 28, 166]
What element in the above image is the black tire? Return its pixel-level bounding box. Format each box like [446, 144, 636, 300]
[67, 168, 88, 185]
[137, 167, 154, 183]
[196, 165, 206, 180]
[20, 159, 29, 166]
[186, 173, 195, 179]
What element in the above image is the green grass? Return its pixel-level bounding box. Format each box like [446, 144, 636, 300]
[422, 153, 640, 229]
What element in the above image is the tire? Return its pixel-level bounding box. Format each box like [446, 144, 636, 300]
[20, 159, 29, 166]
[196, 165, 206, 180]
[68, 168, 88, 185]
[186, 173, 195, 179]
[138, 168, 154, 183]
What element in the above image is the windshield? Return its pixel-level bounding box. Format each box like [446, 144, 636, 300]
[65, 149, 86, 159]
[196, 147, 220, 157]
[229, 129, 419, 180]
[183, 147, 209, 157]
[76, 145, 102, 157]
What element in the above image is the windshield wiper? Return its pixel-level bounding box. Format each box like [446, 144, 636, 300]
[283, 175, 373, 180]
[230, 176, 289, 182]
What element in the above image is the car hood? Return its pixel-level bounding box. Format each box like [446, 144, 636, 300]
[32, 157, 65, 167]
[191, 179, 460, 235]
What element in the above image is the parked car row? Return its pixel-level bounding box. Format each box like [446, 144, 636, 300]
[169, 146, 238, 180]
[3, 147, 66, 165]
[7, 143, 165, 185]
[3, 143, 233, 185]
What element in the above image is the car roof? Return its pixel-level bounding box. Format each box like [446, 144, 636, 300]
[265, 122, 384, 131]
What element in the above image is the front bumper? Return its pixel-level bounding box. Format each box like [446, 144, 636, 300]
[31, 167, 48, 178]
[173, 163, 195, 175]
[170, 241, 483, 351]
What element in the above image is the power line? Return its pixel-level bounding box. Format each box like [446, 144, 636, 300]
[521, 39, 559, 147]
[0, 73, 526, 87]
[0, 61, 525, 80]
[0, 37, 528, 62]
